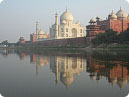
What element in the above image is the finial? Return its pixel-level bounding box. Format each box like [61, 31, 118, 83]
[120, 6, 122, 10]
[66, 6, 68, 12]
[112, 10, 114, 14]
[55, 12, 58, 16]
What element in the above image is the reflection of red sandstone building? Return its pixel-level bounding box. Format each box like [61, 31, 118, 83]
[30, 54, 49, 77]
[86, 54, 129, 88]
[30, 29, 49, 42]
[109, 64, 129, 88]
[19, 53, 26, 60]
[30, 54, 49, 67]
[86, 8, 129, 42]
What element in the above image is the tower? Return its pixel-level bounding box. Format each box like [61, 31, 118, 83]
[55, 61, 59, 84]
[86, 18, 102, 42]
[55, 13, 58, 38]
[122, 14, 124, 32]
[36, 22, 39, 40]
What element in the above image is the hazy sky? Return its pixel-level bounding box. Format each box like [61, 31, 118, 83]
[0, 0, 129, 42]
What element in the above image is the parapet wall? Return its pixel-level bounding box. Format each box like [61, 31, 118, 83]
[31, 37, 87, 47]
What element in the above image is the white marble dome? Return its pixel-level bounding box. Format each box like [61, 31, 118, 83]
[89, 18, 96, 23]
[76, 21, 80, 24]
[39, 29, 44, 35]
[127, 14, 129, 20]
[61, 76, 73, 87]
[116, 8, 127, 19]
[109, 11, 117, 20]
[60, 10, 74, 21]
[33, 32, 36, 35]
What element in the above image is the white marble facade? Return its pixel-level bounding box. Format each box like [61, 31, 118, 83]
[50, 9, 84, 39]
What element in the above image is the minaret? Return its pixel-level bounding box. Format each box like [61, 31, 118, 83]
[55, 61, 59, 84]
[36, 22, 39, 40]
[36, 55, 39, 79]
[55, 13, 58, 39]
[122, 14, 124, 32]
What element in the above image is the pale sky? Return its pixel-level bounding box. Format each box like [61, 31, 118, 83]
[0, 0, 129, 42]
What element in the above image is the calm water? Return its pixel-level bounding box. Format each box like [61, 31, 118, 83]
[0, 49, 129, 97]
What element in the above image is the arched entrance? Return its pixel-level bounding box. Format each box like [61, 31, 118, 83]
[72, 28, 77, 37]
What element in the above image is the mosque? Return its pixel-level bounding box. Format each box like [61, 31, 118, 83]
[86, 7, 129, 42]
[50, 9, 84, 39]
[30, 29, 49, 42]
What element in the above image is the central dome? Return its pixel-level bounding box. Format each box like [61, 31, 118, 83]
[60, 10, 74, 21]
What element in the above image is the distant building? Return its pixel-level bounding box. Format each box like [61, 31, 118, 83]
[50, 9, 84, 39]
[19, 37, 26, 44]
[30, 29, 49, 42]
[86, 7, 129, 42]
[30, 32, 37, 42]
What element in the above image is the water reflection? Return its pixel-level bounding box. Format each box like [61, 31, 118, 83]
[1, 49, 129, 88]
[50, 56, 84, 87]
[86, 53, 129, 88]
[30, 54, 49, 77]
[0, 49, 129, 97]
[29, 53, 84, 86]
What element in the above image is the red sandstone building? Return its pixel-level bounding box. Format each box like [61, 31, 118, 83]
[86, 8, 129, 42]
[30, 29, 49, 42]
[19, 37, 26, 44]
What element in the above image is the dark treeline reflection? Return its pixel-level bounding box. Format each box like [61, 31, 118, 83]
[0, 49, 129, 89]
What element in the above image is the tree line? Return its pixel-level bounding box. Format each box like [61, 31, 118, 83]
[92, 27, 129, 45]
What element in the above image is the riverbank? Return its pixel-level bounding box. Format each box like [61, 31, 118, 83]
[85, 44, 129, 51]
[4, 43, 129, 52]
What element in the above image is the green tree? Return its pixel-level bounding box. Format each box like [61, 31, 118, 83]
[2, 40, 8, 46]
[92, 29, 117, 44]
[118, 27, 129, 42]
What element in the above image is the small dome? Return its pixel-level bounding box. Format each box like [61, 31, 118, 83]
[96, 16, 100, 20]
[117, 78, 127, 88]
[127, 14, 129, 20]
[61, 76, 73, 87]
[39, 29, 44, 35]
[60, 9, 74, 21]
[89, 18, 96, 23]
[33, 32, 36, 35]
[116, 7, 127, 19]
[108, 11, 117, 20]
[89, 75, 97, 80]
[111, 78, 117, 84]
[96, 16, 101, 21]
[61, 20, 67, 24]
[76, 21, 80, 24]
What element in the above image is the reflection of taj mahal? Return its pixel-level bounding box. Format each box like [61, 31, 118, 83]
[50, 56, 84, 87]
[50, 9, 84, 39]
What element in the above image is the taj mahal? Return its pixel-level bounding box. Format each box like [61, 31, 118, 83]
[30, 9, 84, 42]
[50, 9, 84, 39]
